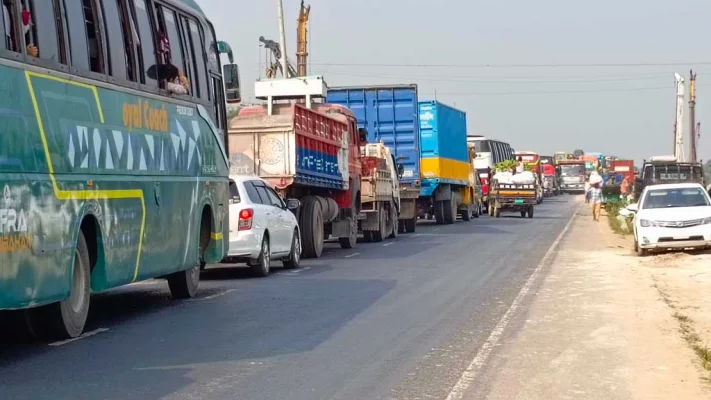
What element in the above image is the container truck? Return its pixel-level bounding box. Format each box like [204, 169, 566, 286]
[326, 85, 420, 233]
[417, 101, 477, 224]
[609, 159, 634, 181]
[228, 77, 363, 258]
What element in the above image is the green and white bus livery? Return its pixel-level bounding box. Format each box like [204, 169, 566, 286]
[0, 0, 238, 339]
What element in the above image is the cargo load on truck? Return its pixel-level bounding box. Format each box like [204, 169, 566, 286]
[228, 76, 363, 259]
[489, 170, 537, 218]
[417, 101, 479, 224]
[326, 85, 420, 233]
[359, 142, 400, 241]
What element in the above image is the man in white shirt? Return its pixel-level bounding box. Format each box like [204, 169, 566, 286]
[515, 157, 525, 174]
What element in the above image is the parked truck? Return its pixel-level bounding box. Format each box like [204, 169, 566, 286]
[228, 77, 363, 258]
[326, 85, 420, 233]
[633, 155, 706, 201]
[417, 101, 477, 224]
[609, 159, 635, 181]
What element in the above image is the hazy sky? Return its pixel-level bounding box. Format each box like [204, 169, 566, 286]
[198, 0, 710, 164]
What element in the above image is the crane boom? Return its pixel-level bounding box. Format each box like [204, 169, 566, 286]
[296, 1, 311, 76]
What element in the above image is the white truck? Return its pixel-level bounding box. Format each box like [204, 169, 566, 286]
[359, 142, 401, 241]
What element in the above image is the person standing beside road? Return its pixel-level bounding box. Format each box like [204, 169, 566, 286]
[590, 182, 603, 221]
[620, 176, 631, 204]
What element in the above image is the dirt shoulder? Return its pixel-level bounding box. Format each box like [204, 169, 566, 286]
[467, 204, 710, 400]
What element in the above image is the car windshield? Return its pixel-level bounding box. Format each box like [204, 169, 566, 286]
[641, 187, 710, 209]
[560, 165, 584, 176]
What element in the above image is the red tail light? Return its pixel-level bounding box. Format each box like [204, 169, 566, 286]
[238, 208, 254, 231]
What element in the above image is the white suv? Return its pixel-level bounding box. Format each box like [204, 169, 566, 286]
[628, 183, 711, 256]
[220, 175, 302, 276]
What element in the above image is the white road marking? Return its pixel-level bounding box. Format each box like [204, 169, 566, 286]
[444, 207, 578, 400]
[412, 234, 422, 237]
[344, 253, 360, 258]
[383, 242, 394, 247]
[201, 289, 237, 300]
[48, 328, 109, 347]
[433, 228, 440, 232]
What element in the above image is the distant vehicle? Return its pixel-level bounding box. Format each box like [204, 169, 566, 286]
[515, 151, 543, 204]
[466, 136, 515, 210]
[554, 152, 567, 163]
[634, 156, 705, 201]
[627, 183, 711, 256]
[573, 149, 585, 158]
[222, 176, 302, 276]
[556, 160, 587, 193]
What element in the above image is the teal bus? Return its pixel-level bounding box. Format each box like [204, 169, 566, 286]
[0, 0, 240, 339]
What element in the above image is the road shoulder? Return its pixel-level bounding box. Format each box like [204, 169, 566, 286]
[467, 207, 710, 400]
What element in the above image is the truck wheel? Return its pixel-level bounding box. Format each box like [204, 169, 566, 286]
[520, 211, 526, 218]
[494, 203, 501, 218]
[300, 197, 324, 258]
[443, 198, 456, 224]
[372, 205, 387, 242]
[249, 236, 271, 277]
[404, 217, 416, 233]
[488, 202, 494, 216]
[338, 217, 358, 249]
[26, 230, 92, 340]
[474, 203, 481, 218]
[461, 205, 472, 221]
[434, 200, 445, 224]
[527, 206, 534, 218]
[388, 202, 398, 238]
[283, 229, 301, 269]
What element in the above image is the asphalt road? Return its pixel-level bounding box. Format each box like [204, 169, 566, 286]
[0, 196, 579, 400]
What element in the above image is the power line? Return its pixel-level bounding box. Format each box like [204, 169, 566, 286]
[310, 61, 711, 68]
[427, 84, 711, 96]
[314, 69, 708, 84]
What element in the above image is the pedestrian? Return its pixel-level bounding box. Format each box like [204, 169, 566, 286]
[590, 182, 603, 221]
[515, 156, 524, 174]
[620, 176, 630, 204]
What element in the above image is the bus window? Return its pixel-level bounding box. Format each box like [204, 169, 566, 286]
[1, 0, 17, 52]
[157, 5, 189, 93]
[187, 18, 208, 100]
[114, 0, 138, 81]
[131, 0, 157, 87]
[81, 0, 105, 73]
[212, 75, 225, 131]
[103, 0, 128, 79]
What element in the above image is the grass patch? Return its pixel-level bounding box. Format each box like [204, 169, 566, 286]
[605, 201, 633, 235]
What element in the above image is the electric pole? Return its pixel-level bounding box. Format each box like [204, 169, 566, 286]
[277, 0, 289, 78]
[674, 73, 686, 161]
[689, 70, 697, 162]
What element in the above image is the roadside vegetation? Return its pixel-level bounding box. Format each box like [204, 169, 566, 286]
[654, 281, 711, 376]
[605, 201, 633, 235]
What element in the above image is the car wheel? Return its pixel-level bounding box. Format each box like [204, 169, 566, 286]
[250, 236, 271, 277]
[283, 230, 301, 269]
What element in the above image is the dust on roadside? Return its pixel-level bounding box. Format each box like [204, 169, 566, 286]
[471, 205, 709, 400]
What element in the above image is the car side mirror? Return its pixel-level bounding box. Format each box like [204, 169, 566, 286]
[223, 64, 241, 103]
[626, 203, 639, 213]
[286, 198, 300, 210]
[396, 164, 405, 179]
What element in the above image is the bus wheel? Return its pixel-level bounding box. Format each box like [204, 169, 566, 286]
[26, 230, 91, 340]
[168, 215, 206, 299]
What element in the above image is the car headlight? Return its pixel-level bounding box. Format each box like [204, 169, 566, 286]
[702, 217, 711, 225]
[640, 219, 659, 227]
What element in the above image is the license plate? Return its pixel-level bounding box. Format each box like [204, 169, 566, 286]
[514, 199, 524, 204]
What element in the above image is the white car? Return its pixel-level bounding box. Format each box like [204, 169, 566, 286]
[222, 175, 302, 276]
[627, 183, 711, 256]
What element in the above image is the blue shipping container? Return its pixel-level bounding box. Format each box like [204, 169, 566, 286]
[326, 85, 421, 184]
[418, 100, 468, 164]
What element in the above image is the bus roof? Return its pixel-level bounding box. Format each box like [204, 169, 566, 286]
[171, 0, 205, 16]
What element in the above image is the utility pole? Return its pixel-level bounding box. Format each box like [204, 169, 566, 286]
[277, 0, 289, 78]
[689, 70, 697, 162]
[674, 73, 686, 161]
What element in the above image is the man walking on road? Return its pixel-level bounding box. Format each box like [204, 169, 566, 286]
[590, 182, 603, 221]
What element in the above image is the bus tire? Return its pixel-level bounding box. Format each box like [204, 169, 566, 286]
[300, 196, 324, 258]
[26, 230, 91, 340]
[168, 213, 205, 299]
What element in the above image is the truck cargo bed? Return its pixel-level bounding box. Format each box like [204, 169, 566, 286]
[228, 104, 350, 190]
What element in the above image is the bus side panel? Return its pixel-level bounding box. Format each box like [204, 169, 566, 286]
[1, 64, 229, 309]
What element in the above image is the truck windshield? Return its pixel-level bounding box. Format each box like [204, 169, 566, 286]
[560, 165, 584, 176]
[642, 187, 711, 209]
